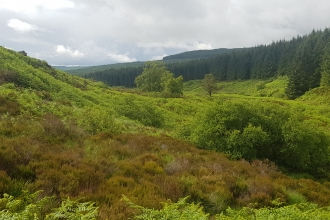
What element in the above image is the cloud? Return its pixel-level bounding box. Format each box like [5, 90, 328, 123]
[138, 41, 213, 51]
[194, 42, 213, 50]
[55, 45, 84, 58]
[107, 53, 137, 63]
[2, 0, 330, 65]
[0, 0, 74, 13]
[150, 54, 168, 61]
[7, 19, 46, 33]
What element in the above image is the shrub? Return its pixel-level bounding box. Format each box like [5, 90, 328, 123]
[143, 161, 164, 175]
[78, 106, 120, 134]
[287, 191, 307, 205]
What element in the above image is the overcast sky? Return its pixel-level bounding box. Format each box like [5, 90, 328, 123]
[1, 0, 330, 66]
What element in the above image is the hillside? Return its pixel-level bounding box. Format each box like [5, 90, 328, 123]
[61, 48, 240, 76]
[162, 47, 243, 61]
[63, 61, 145, 75]
[1, 46, 330, 219]
[53, 65, 90, 71]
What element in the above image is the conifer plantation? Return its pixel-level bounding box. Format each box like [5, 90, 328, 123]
[1, 28, 330, 219]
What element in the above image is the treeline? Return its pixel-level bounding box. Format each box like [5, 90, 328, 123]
[84, 66, 143, 87]
[83, 28, 330, 98]
[162, 48, 243, 61]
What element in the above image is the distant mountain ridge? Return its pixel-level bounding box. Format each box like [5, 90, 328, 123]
[60, 61, 145, 75]
[62, 48, 242, 75]
[53, 65, 90, 71]
[162, 48, 243, 61]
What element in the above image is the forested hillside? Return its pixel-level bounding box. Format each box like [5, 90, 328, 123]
[64, 61, 145, 76]
[1, 46, 330, 219]
[63, 48, 240, 76]
[162, 48, 243, 61]
[82, 28, 330, 99]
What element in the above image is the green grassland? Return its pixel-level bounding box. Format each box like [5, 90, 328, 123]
[1, 46, 330, 219]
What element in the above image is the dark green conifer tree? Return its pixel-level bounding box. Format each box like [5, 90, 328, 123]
[320, 41, 330, 87]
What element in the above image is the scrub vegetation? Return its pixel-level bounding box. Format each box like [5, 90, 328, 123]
[1, 37, 330, 220]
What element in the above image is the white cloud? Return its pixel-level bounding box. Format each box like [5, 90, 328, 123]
[194, 42, 213, 50]
[55, 45, 84, 58]
[107, 53, 137, 63]
[0, 0, 74, 13]
[138, 41, 213, 51]
[7, 19, 45, 33]
[150, 54, 168, 61]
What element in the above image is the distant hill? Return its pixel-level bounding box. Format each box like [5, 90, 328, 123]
[62, 61, 145, 75]
[162, 48, 243, 61]
[61, 48, 242, 75]
[53, 65, 90, 71]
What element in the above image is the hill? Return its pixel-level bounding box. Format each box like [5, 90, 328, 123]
[53, 65, 90, 71]
[63, 61, 145, 75]
[1, 46, 330, 219]
[61, 48, 240, 76]
[162, 47, 243, 61]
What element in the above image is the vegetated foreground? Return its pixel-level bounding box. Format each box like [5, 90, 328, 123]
[1, 46, 330, 219]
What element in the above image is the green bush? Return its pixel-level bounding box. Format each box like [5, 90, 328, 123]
[188, 100, 330, 175]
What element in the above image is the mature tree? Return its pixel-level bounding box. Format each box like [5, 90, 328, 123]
[285, 42, 311, 99]
[135, 61, 183, 97]
[134, 61, 167, 92]
[202, 73, 217, 96]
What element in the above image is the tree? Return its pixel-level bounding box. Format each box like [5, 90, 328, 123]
[163, 75, 183, 97]
[320, 41, 330, 87]
[134, 61, 183, 97]
[134, 61, 167, 92]
[285, 42, 310, 99]
[202, 73, 217, 96]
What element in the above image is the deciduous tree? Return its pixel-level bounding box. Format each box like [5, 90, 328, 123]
[202, 73, 217, 96]
[135, 61, 183, 97]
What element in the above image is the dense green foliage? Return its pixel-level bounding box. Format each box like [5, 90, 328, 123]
[320, 41, 330, 87]
[185, 100, 330, 175]
[124, 196, 209, 220]
[0, 191, 98, 219]
[134, 62, 183, 97]
[126, 196, 330, 220]
[1, 45, 330, 219]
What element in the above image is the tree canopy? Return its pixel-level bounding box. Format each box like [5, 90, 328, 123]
[202, 73, 217, 96]
[134, 61, 183, 97]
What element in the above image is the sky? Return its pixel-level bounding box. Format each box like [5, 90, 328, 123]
[1, 0, 330, 66]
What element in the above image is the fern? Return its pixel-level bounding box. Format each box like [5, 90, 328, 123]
[0, 191, 98, 220]
[123, 195, 209, 220]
